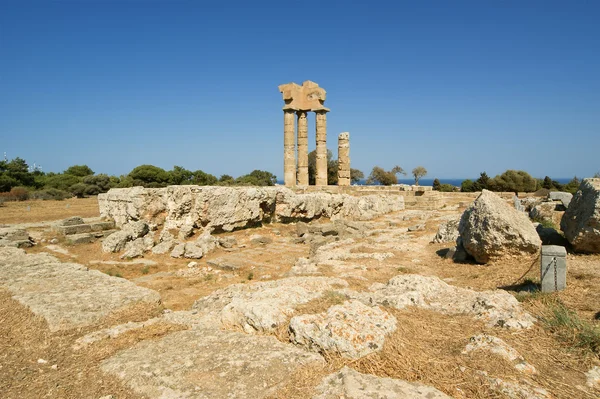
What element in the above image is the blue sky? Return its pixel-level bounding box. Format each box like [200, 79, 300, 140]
[1, 0, 598, 180]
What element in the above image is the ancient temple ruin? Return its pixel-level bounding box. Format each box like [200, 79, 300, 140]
[278, 81, 330, 186]
[337, 132, 350, 186]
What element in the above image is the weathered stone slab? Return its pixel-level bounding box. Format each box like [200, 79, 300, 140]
[0, 247, 161, 331]
[349, 274, 534, 329]
[58, 216, 85, 226]
[101, 327, 323, 399]
[548, 191, 573, 208]
[90, 221, 116, 231]
[66, 233, 95, 244]
[289, 300, 397, 359]
[193, 277, 348, 334]
[312, 367, 452, 399]
[53, 224, 92, 235]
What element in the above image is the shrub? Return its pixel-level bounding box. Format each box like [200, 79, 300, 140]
[30, 188, 72, 201]
[439, 183, 457, 192]
[3, 187, 30, 201]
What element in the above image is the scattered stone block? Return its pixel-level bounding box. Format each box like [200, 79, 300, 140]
[289, 300, 397, 359]
[101, 328, 323, 399]
[548, 191, 573, 208]
[0, 247, 161, 331]
[66, 233, 95, 245]
[313, 367, 452, 399]
[540, 245, 567, 292]
[59, 216, 85, 226]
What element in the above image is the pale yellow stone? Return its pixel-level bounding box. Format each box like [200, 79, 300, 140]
[278, 81, 330, 112]
[297, 111, 309, 186]
[337, 132, 350, 186]
[284, 110, 296, 186]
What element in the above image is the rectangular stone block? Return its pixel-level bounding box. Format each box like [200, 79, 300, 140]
[54, 224, 92, 235]
[540, 245, 567, 292]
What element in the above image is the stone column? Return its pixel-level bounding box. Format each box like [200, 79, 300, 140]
[283, 110, 296, 186]
[315, 110, 328, 186]
[337, 132, 350, 186]
[296, 111, 309, 185]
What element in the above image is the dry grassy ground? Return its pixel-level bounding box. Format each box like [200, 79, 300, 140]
[1, 197, 599, 398]
[0, 197, 100, 225]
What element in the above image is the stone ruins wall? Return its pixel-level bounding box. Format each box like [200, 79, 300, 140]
[98, 186, 405, 235]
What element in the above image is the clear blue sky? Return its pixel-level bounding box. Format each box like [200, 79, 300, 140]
[1, 0, 598, 180]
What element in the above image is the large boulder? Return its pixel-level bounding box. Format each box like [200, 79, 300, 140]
[561, 178, 600, 253]
[459, 190, 541, 263]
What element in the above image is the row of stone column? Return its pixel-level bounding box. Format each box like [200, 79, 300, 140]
[283, 110, 328, 186]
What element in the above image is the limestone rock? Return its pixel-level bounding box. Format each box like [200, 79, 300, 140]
[101, 327, 323, 399]
[561, 178, 600, 253]
[350, 274, 534, 329]
[0, 227, 34, 248]
[286, 257, 320, 276]
[0, 247, 161, 331]
[99, 186, 404, 235]
[432, 217, 460, 243]
[289, 300, 397, 359]
[463, 334, 536, 374]
[312, 367, 452, 399]
[529, 202, 558, 223]
[170, 243, 185, 258]
[183, 242, 204, 259]
[585, 366, 600, 389]
[151, 239, 175, 254]
[193, 277, 348, 334]
[59, 216, 85, 226]
[548, 191, 573, 208]
[195, 231, 218, 253]
[121, 238, 147, 259]
[459, 190, 541, 263]
[102, 221, 149, 253]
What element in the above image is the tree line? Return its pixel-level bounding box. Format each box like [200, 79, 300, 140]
[0, 156, 278, 201]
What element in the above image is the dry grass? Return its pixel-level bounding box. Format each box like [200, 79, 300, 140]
[0, 289, 163, 399]
[272, 307, 597, 399]
[0, 197, 99, 224]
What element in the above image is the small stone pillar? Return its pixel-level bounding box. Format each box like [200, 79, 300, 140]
[540, 245, 567, 292]
[337, 132, 350, 186]
[297, 111, 309, 185]
[283, 110, 296, 186]
[315, 110, 328, 186]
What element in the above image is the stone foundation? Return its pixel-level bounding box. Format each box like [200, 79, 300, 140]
[98, 186, 406, 236]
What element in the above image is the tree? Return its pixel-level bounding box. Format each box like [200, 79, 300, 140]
[491, 170, 537, 193]
[191, 170, 218, 186]
[563, 176, 581, 194]
[432, 178, 441, 191]
[461, 179, 475, 192]
[366, 166, 405, 186]
[350, 168, 364, 184]
[169, 166, 193, 185]
[308, 149, 338, 185]
[236, 170, 277, 186]
[128, 165, 171, 187]
[64, 165, 94, 177]
[473, 172, 491, 191]
[542, 176, 553, 189]
[219, 174, 235, 185]
[412, 166, 427, 185]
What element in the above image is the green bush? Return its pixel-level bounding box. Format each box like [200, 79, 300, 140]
[30, 188, 71, 200]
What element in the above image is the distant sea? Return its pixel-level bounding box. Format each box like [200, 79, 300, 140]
[276, 178, 575, 186]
